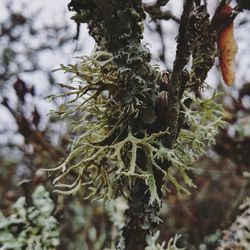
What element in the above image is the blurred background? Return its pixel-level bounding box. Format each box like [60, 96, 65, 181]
[0, 0, 249, 249]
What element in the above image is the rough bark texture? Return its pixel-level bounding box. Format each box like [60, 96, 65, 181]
[121, 181, 158, 249]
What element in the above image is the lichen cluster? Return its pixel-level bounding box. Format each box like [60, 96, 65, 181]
[0, 186, 59, 249]
[145, 233, 185, 250]
[45, 1, 230, 249]
[48, 49, 224, 203]
[48, 51, 162, 201]
[68, 0, 160, 131]
[46, 1, 226, 206]
[217, 197, 250, 249]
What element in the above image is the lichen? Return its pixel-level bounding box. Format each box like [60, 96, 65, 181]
[48, 49, 225, 203]
[145, 232, 185, 250]
[0, 186, 59, 250]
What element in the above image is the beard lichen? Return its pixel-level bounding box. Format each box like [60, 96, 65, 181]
[47, 48, 225, 203]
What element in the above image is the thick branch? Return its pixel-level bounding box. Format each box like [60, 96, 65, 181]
[121, 180, 160, 250]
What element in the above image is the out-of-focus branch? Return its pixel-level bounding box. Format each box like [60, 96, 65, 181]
[155, 21, 167, 64]
[144, 0, 170, 8]
[144, 0, 180, 23]
[217, 197, 250, 250]
[146, 9, 180, 23]
[1, 98, 63, 161]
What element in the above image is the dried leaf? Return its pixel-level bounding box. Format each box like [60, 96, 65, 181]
[217, 5, 238, 86]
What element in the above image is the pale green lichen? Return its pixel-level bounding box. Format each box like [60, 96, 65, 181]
[145, 232, 185, 250]
[47, 49, 225, 203]
[0, 186, 59, 250]
[217, 196, 250, 250]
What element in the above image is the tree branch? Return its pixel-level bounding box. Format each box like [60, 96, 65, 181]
[166, 0, 194, 148]
[144, 0, 180, 23]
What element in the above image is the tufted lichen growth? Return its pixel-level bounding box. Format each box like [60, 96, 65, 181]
[50, 1, 163, 203]
[217, 197, 250, 250]
[68, 0, 160, 127]
[49, 50, 224, 199]
[0, 186, 59, 250]
[48, 0, 231, 249]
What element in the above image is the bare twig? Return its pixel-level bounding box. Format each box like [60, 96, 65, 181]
[148, 9, 180, 23]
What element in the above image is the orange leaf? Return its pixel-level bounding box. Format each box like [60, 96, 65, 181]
[217, 5, 238, 86]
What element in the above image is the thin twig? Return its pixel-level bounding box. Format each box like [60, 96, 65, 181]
[166, 0, 194, 148]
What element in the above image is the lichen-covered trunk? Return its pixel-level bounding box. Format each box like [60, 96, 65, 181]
[121, 169, 164, 250]
[122, 181, 154, 249]
[68, 1, 162, 248]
